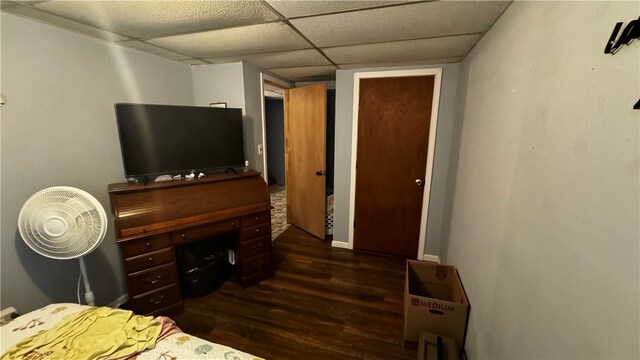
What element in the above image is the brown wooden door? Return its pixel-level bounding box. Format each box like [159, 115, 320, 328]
[354, 76, 435, 257]
[284, 83, 327, 239]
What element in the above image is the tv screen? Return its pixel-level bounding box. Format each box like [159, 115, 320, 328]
[115, 103, 245, 177]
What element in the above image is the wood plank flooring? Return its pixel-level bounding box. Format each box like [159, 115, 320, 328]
[174, 226, 417, 359]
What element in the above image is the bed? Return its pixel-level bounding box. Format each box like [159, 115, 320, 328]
[1, 303, 261, 360]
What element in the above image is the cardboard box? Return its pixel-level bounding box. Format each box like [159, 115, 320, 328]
[404, 260, 470, 351]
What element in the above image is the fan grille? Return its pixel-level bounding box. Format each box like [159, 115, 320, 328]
[18, 186, 107, 259]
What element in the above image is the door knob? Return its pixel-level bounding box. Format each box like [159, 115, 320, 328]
[315, 170, 326, 176]
[415, 179, 423, 186]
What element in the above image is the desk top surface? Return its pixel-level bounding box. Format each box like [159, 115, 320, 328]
[108, 170, 262, 194]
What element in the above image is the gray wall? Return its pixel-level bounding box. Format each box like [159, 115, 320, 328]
[443, 2, 639, 358]
[0, 13, 194, 312]
[265, 98, 285, 185]
[190, 61, 265, 175]
[333, 64, 460, 256]
[191, 62, 254, 172]
[242, 62, 265, 175]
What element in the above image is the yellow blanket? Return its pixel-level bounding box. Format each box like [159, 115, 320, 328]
[2, 307, 161, 360]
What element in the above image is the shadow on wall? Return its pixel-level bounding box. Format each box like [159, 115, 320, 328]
[14, 231, 119, 306]
[439, 67, 470, 264]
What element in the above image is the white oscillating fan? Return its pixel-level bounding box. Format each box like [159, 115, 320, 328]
[18, 186, 107, 306]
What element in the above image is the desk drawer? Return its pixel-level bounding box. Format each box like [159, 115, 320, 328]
[239, 235, 271, 259]
[124, 248, 173, 274]
[240, 223, 271, 241]
[241, 211, 270, 227]
[127, 262, 178, 296]
[172, 219, 239, 244]
[120, 234, 171, 258]
[127, 284, 181, 315]
[239, 252, 272, 276]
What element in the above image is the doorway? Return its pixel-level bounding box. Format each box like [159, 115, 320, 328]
[348, 69, 442, 258]
[262, 77, 290, 240]
[262, 78, 337, 241]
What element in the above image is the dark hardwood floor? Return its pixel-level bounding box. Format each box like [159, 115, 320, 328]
[174, 226, 417, 360]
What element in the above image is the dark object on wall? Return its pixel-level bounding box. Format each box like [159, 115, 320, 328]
[604, 17, 640, 110]
[604, 17, 639, 54]
[178, 239, 230, 298]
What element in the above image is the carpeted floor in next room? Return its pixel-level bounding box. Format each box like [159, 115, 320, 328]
[269, 185, 289, 240]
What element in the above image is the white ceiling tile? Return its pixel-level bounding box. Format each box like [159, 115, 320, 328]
[34, 1, 279, 38]
[323, 35, 480, 64]
[117, 40, 189, 61]
[266, 0, 414, 18]
[269, 65, 337, 80]
[291, 1, 510, 47]
[178, 59, 211, 65]
[243, 49, 331, 69]
[338, 57, 462, 70]
[149, 22, 311, 59]
[2, 4, 131, 42]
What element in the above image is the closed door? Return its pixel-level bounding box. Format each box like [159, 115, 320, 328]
[284, 83, 327, 239]
[354, 76, 435, 257]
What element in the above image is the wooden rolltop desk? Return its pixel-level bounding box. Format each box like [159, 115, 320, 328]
[108, 170, 273, 316]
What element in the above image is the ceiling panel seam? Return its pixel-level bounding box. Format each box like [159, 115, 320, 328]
[318, 32, 484, 51]
[282, 0, 431, 20]
[259, 0, 339, 69]
[5, 2, 134, 41]
[135, 19, 283, 42]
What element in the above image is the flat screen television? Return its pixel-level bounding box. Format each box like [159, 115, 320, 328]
[114, 103, 245, 178]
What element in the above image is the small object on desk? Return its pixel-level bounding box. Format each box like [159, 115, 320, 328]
[198, 172, 205, 179]
[227, 248, 235, 265]
[417, 331, 459, 360]
[185, 173, 195, 181]
[172, 174, 182, 181]
[154, 175, 173, 183]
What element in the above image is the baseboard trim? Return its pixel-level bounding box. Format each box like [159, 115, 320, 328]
[331, 240, 352, 249]
[421, 254, 441, 263]
[107, 294, 129, 308]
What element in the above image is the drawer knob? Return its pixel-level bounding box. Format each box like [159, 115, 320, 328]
[230, 222, 235, 227]
[254, 260, 264, 267]
[256, 229, 260, 232]
[148, 257, 154, 263]
[149, 295, 165, 305]
[148, 275, 162, 284]
[145, 242, 151, 248]
[255, 216, 259, 220]
[181, 233, 186, 239]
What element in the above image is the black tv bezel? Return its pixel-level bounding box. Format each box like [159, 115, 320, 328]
[114, 103, 245, 179]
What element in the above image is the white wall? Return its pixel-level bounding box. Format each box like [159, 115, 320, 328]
[443, 2, 639, 358]
[333, 64, 460, 256]
[0, 12, 194, 312]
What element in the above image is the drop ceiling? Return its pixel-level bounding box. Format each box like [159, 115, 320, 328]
[1, 0, 511, 82]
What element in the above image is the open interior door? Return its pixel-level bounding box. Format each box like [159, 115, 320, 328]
[284, 83, 327, 239]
